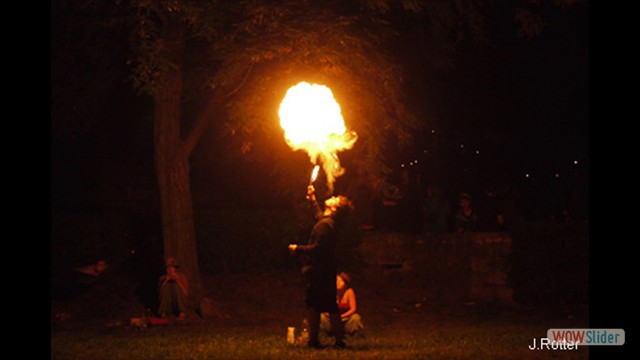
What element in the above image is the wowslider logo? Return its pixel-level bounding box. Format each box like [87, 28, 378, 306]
[547, 329, 625, 346]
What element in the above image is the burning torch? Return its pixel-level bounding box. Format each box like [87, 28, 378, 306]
[306, 165, 320, 200]
[309, 165, 320, 185]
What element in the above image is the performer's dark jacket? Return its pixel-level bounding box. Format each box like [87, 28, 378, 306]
[296, 198, 339, 312]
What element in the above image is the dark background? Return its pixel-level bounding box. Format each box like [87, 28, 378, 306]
[51, 2, 589, 215]
[51, 0, 591, 309]
[50, 3, 633, 352]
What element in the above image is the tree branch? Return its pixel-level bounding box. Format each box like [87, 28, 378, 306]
[219, 59, 255, 100]
[183, 96, 218, 157]
[183, 59, 256, 156]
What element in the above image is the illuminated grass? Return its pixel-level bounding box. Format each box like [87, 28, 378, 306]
[51, 321, 588, 359]
[52, 270, 588, 359]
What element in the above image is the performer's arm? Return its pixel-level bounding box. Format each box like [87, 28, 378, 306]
[289, 222, 330, 253]
[307, 185, 323, 220]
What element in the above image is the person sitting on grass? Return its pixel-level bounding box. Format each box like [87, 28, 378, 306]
[74, 259, 109, 277]
[320, 272, 364, 337]
[158, 257, 189, 321]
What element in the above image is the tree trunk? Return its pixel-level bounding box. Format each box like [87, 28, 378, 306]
[153, 20, 203, 309]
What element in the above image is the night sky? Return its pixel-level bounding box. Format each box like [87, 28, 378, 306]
[406, 3, 588, 185]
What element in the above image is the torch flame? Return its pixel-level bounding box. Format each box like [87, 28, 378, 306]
[278, 82, 357, 192]
[310, 165, 320, 184]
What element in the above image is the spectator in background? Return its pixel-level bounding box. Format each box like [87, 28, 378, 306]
[371, 176, 403, 231]
[454, 193, 478, 232]
[158, 257, 189, 320]
[397, 169, 422, 233]
[476, 186, 505, 231]
[74, 259, 109, 278]
[422, 184, 450, 234]
[350, 173, 376, 231]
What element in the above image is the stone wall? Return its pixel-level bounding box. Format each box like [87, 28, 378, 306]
[358, 231, 513, 304]
[468, 232, 512, 303]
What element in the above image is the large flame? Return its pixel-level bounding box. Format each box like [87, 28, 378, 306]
[278, 82, 357, 192]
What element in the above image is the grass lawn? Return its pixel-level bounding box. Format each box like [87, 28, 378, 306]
[51, 320, 590, 359]
[52, 269, 589, 359]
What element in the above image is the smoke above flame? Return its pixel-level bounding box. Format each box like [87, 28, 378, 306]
[278, 82, 357, 193]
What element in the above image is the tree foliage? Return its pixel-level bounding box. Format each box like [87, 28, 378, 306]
[55, 0, 585, 199]
[127, 0, 228, 97]
[54, 0, 586, 192]
[52, 0, 130, 138]
[204, 0, 587, 197]
[209, 1, 426, 197]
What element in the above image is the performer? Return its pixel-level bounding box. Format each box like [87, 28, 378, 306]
[289, 185, 353, 349]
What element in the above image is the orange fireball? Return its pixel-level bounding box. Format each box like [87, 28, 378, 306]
[278, 82, 357, 192]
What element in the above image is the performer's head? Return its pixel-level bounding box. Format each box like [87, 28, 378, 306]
[324, 195, 354, 222]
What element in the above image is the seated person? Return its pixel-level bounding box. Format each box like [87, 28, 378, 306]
[320, 272, 364, 336]
[53, 259, 109, 299]
[71, 259, 110, 286]
[158, 257, 189, 320]
[74, 259, 109, 277]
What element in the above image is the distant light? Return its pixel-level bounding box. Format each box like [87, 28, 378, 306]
[573, 160, 578, 165]
[460, 144, 464, 148]
[525, 173, 530, 178]
[414, 159, 418, 164]
[431, 129, 436, 134]
[401, 164, 405, 168]
[555, 173, 560, 178]
[423, 149, 428, 154]
[475, 150, 480, 155]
